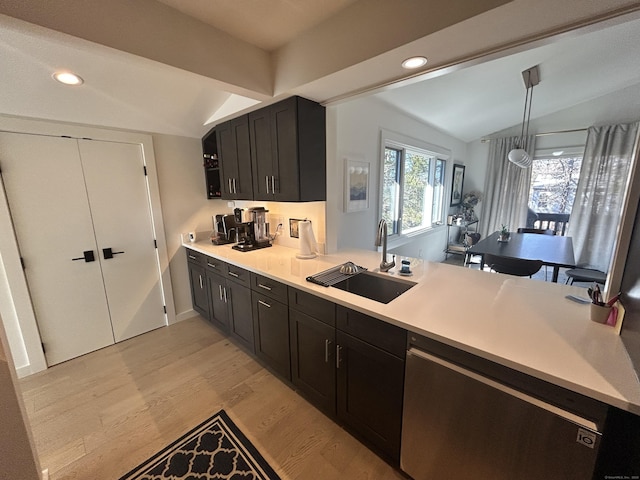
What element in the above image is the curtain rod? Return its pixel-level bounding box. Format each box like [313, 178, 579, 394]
[481, 128, 587, 143]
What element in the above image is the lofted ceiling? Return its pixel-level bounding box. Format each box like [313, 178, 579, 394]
[0, 1, 639, 140]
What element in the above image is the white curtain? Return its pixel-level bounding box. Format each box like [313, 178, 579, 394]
[567, 122, 640, 272]
[480, 135, 535, 238]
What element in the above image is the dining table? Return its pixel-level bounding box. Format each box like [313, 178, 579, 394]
[467, 231, 576, 282]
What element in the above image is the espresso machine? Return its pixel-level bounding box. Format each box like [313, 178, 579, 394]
[232, 207, 272, 251]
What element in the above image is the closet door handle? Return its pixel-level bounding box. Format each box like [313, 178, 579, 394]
[103, 248, 125, 259]
[72, 250, 95, 262]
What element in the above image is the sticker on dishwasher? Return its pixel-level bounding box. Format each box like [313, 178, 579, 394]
[576, 428, 596, 448]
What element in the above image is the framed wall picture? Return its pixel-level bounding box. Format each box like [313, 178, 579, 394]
[344, 159, 370, 212]
[451, 164, 465, 206]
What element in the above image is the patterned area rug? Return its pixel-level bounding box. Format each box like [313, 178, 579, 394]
[119, 410, 280, 480]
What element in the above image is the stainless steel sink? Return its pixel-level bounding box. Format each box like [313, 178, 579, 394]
[332, 270, 416, 304]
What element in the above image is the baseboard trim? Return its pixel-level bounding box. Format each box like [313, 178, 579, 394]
[175, 309, 198, 323]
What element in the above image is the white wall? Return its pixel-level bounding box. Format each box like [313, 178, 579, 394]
[327, 96, 470, 261]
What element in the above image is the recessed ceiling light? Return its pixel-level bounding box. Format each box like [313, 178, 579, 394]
[401, 56, 428, 69]
[52, 71, 84, 86]
[552, 150, 564, 156]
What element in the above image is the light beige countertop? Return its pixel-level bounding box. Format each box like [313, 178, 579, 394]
[184, 241, 640, 415]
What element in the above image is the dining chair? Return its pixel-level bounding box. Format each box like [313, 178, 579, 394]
[484, 254, 544, 278]
[516, 227, 554, 279]
[516, 227, 555, 235]
[565, 268, 607, 285]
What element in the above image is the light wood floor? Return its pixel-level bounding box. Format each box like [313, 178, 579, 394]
[19, 316, 406, 479]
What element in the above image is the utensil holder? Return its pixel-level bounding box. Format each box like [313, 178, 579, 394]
[590, 303, 612, 324]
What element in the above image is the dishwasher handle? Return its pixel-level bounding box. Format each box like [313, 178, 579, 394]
[407, 347, 601, 434]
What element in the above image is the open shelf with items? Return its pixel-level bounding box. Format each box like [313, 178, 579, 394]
[202, 128, 221, 199]
[445, 217, 479, 264]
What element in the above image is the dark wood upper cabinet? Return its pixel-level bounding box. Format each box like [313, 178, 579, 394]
[216, 115, 253, 200]
[249, 96, 326, 202]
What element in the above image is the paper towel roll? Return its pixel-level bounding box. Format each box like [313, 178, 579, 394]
[296, 220, 318, 259]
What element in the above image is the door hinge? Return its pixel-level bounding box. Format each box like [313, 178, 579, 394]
[163, 305, 167, 314]
[143, 165, 148, 176]
[20, 257, 25, 269]
[154, 239, 158, 248]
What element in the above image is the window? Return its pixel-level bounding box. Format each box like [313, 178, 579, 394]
[381, 134, 448, 236]
[528, 154, 582, 214]
[527, 149, 583, 234]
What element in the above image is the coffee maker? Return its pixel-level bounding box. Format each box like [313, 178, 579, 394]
[211, 214, 237, 245]
[232, 207, 272, 252]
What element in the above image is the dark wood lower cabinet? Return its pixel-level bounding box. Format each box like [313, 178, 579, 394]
[252, 291, 291, 380]
[336, 330, 405, 464]
[289, 309, 336, 415]
[187, 258, 406, 466]
[206, 270, 229, 332]
[187, 260, 209, 320]
[227, 280, 254, 353]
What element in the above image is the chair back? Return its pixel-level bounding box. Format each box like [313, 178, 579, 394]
[517, 227, 555, 235]
[484, 254, 543, 277]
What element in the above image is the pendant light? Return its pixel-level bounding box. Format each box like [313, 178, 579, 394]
[508, 65, 540, 168]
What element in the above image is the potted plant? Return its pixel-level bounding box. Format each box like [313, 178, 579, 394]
[498, 224, 510, 242]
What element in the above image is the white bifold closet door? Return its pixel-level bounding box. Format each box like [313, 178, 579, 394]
[0, 132, 165, 366]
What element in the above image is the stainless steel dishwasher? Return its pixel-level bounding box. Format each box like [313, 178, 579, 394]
[401, 334, 608, 480]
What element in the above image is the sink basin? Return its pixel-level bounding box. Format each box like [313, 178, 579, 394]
[332, 271, 416, 304]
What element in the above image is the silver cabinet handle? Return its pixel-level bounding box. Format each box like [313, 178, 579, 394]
[336, 344, 343, 369]
[199, 274, 203, 289]
[228, 178, 232, 193]
[233, 178, 237, 194]
[325, 339, 332, 363]
[258, 299, 271, 308]
[188, 254, 197, 260]
[257, 283, 272, 291]
[207, 262, 217, 268]
[271, 175, 276, 194]
[228, 271, 239, 278]
[223, 287, 228, 302]
[265, 176, 270, 194]
[219, 284, 223, 301]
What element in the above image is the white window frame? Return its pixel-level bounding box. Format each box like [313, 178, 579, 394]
[379, 130, 450, 238]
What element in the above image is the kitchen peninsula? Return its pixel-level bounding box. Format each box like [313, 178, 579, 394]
[185, 240, 640, 413]
[184, 240, 640, 476]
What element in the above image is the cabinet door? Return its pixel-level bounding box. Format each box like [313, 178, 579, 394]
[336, 331, 405, 463]
[216, 116, 253, 200]
[270, 97, 300, 202]
[249, 108, 274, 200]
[252, 292, 290, 379]
[290, 309, 336, 415]
[227, 282, 254, 353]
[206, 270, 229, 332]
[188, 261, 210, 320]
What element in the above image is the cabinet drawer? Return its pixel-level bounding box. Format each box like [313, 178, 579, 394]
[336, 306, 406, 359]
[185, 249, 206, 265]
[288, 287, 335, 326]
[226, 264, 250, 286]
[251, 273, 288, 303]
[205, 256, 227, 275]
